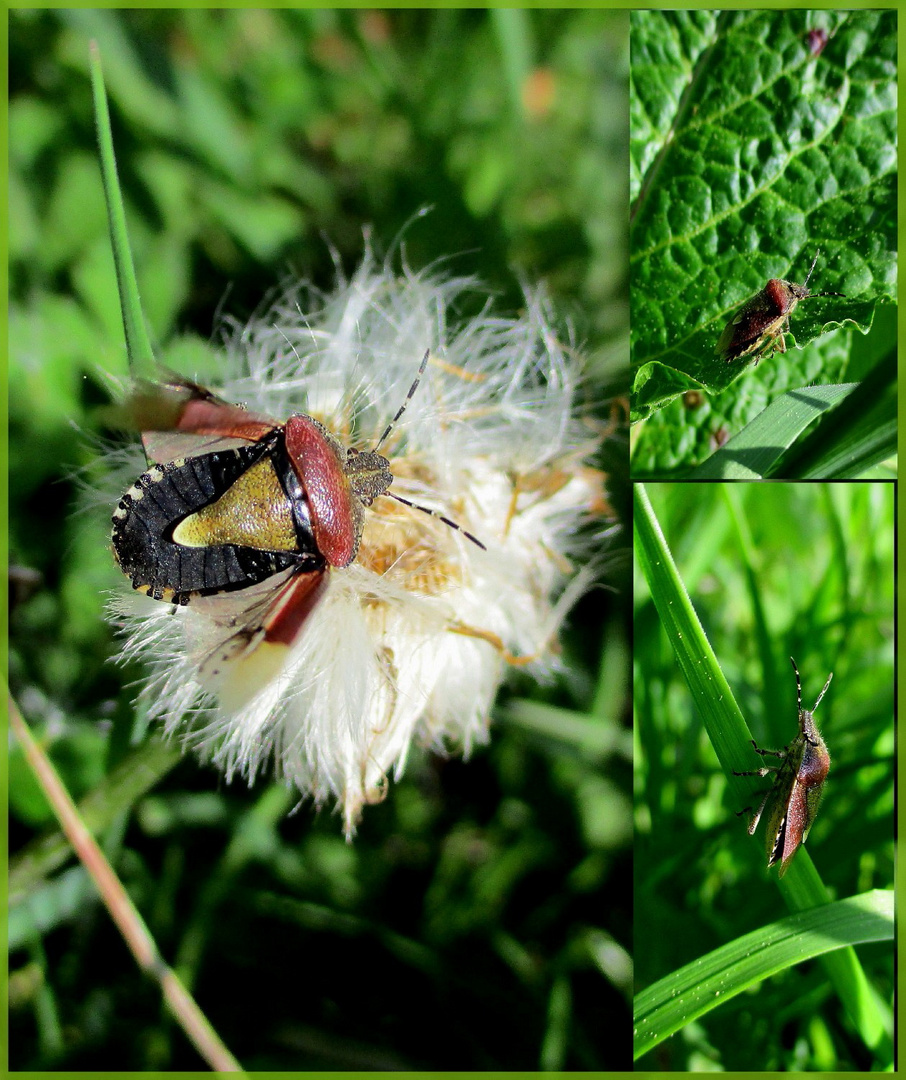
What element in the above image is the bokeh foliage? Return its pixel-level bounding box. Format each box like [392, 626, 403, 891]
[9, 10, 629, 1070]
[634, 482, 894, 1070]
[629, 10, 897, 474]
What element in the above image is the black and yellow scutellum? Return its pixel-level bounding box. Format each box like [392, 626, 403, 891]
[112, 432, 324, 604]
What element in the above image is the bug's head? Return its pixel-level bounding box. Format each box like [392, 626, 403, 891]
[344, 447, 393, 508]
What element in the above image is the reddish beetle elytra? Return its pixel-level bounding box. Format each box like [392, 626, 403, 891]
[112, 350, 484, 656]
[733, 657, 832, 878]
[715, 251, 844, 365]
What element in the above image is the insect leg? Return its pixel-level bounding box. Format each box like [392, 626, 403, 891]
[733, 765, 779, 778]
[735, 785, 774, 836]
[748, 738, 786, 759]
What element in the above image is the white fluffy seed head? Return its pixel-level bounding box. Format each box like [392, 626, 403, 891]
[107, 250, 611, 837]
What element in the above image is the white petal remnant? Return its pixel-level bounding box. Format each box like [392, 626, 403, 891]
[109, 252, 609, 836]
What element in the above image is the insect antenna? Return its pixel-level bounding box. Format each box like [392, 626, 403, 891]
[388, 491, 487, 551]
[801, 250, 821, 288]
[813, 671, 833, 710]
[791, 655, 803, 709]
[374, 348, 431, 452]
[369, 348, 487, 551]
[801, 250, 845, 298]
[790, 655, 833, 714]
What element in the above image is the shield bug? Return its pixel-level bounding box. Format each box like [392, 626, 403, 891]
[111, 351, 484, 671]
[715, 251, 844, 365]
[733, 656, 832, 878]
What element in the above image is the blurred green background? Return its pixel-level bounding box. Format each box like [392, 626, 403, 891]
[9, 9, 630, 1071]
[634, 482, 894, 1070]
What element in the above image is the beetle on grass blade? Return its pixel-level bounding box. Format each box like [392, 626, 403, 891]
[111, 350, 485, 681]
[733, 656, 832, 878]
[715, 251, 844, 365]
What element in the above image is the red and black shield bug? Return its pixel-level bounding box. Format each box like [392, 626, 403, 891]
[111, 350, 484, 671]
[715, 251, 844, 365]
[733, 657, 832, 877]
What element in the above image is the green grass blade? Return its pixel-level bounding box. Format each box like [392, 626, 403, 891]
[686, 384, 857, 479]
[633, 484, 758, 793]
[89, 41, 156, 376]
[634, 889, 893, 1060]
[790, 352, 898, 478]
[633, 484, 894, 1062]
[9, 737, 182, 905]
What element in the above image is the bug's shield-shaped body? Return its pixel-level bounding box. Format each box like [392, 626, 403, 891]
[715, 278, 811, 364]
[760, 709, 830, 876]
[112, 431, 323, 604]
[111, 378, 393, 700]
[715, 251, 843, 366]
[734, 658, 832, 877]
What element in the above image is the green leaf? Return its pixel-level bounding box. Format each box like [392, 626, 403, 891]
[629, 11, 896, 466]
[634, 889, 893, 1060]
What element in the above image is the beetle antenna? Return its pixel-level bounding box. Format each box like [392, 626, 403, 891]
[370, 348, 486, 551]
[375, 348, 431, 452]
[388, 491, 486, 551]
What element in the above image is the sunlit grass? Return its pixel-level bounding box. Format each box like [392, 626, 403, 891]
[634, 481, 894, 1071]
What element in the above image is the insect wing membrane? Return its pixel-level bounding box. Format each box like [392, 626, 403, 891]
[717, 308, 765, 360]
[716, 320, 740, 358]
[192, 564, 330, 708]
[763, 737, 805, 870]
[142, 430, 263, 467]
[776, 776, 810, 877]
[803, 782, 826, 845]
[124, 379, 280, 465]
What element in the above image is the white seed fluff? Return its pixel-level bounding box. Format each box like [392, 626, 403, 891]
[109, 251, 607, 836]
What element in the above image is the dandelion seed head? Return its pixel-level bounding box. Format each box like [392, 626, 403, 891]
[106, 250, 611, 836]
